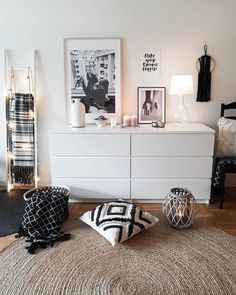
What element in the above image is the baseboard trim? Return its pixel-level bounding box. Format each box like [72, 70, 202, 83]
[68, 198, 210, 204]
[0, 178, 51, 188]
[0, 179, 6, 187]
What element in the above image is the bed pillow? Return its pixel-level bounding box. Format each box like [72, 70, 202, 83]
[216, 117, 236, 157]
[80, 200, 159, 246]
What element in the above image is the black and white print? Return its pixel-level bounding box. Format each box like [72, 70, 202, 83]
[138, 87, 166, 124]
[65, 39, 121, 123]
[70, 50, 116, 114]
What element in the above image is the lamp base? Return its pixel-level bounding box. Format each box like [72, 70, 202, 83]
[173, 95, 189, 127]
[178, 120, 188, 128]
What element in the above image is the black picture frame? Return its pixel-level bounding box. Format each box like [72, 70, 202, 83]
[137, 87, 166, 124]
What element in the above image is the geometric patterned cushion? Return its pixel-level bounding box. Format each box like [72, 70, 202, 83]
[80, 200, 159, 246]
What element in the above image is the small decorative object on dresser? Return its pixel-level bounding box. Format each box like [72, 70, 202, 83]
[122, 115, 131, 127]
[110, 117, 117, 128]
[138, 87, 166, 124]
[122, 115, 138, 127]
[71, 98, 85, 128]
[131, 115, 138, 126]
[94, 115, 108, 127]
[162, 187, 197, 229]
[152, 121, 165, 128]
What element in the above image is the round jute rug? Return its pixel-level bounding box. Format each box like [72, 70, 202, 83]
[0, 213, 236, 295]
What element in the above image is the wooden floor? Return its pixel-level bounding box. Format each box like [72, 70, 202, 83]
[0, 188, 236, 252]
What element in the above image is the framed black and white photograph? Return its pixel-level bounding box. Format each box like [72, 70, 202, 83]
[64, 38, 121, 123]
[137, 87, 166, 124]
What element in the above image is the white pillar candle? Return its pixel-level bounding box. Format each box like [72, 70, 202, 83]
[131, 115, 137, 126]
[123, 115, 131, 127]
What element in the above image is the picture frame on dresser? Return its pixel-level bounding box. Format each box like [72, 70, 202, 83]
[137, 87, 166, 124]
[64, 38, 121, 124]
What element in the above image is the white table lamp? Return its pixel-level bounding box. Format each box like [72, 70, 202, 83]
[169, 75, 194, 127]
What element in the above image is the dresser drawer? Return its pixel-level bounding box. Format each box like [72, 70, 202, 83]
[131, 179, 211, 200]
[51, 157, 130, 178]
[52, 178, 130, 200]
[50, 134, 130, 156]
[131, 134, 214, 156]
[131, 157, 213, 178]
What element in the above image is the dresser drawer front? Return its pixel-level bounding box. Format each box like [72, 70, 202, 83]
[131, 157, 213, 178]
[50, 134, 130, 156]
[52, 178, 130, 199]
[131, 179, 211, 199]
[131, 134, 214, 156]
[51, 157, 130, 178]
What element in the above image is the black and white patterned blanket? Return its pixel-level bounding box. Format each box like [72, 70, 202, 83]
[9, 93, 35, 184]
[17, 187, 70, 254]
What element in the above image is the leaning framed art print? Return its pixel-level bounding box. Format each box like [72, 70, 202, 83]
[64, 38, 121, 124]
[137, 87, 166, 124]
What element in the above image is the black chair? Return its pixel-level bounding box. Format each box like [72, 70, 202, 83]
[212, 102, 236, 209]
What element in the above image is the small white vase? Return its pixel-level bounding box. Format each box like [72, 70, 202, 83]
[71, 99, 85, 128]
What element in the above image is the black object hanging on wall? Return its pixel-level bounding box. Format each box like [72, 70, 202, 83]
[196, 45, 215, 102]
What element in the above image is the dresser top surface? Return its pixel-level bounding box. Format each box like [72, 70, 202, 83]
[51, 123, 215, 134]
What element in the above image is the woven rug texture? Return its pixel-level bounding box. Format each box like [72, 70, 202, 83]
[0, 212, 236, 295]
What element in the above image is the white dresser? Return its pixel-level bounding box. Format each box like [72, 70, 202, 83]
[49, 123, 215, 203]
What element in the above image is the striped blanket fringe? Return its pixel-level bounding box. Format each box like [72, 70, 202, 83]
[17, 188, 70, 254]
[9, 93, 35, 184]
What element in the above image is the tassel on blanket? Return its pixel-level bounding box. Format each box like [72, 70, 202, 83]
[17, 227, 71, 254]
[12, 166, 34, 184]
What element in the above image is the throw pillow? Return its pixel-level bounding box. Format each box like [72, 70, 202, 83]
[216, 117, 236, 157]
[80, 200, 159, 246]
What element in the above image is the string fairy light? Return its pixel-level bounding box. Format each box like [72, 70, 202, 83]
[8, 121, 16, 129]
[22, 142, 32, 150]
[28, 110, 34, 119]
[8, 151, 15, 160]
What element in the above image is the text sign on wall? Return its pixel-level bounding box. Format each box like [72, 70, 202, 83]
[141, 50, 160, 75]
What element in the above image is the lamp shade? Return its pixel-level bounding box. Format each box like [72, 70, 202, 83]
[169, 75, 194, 95]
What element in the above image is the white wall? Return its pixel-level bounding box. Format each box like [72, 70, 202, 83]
[0, 0, 236, 186]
